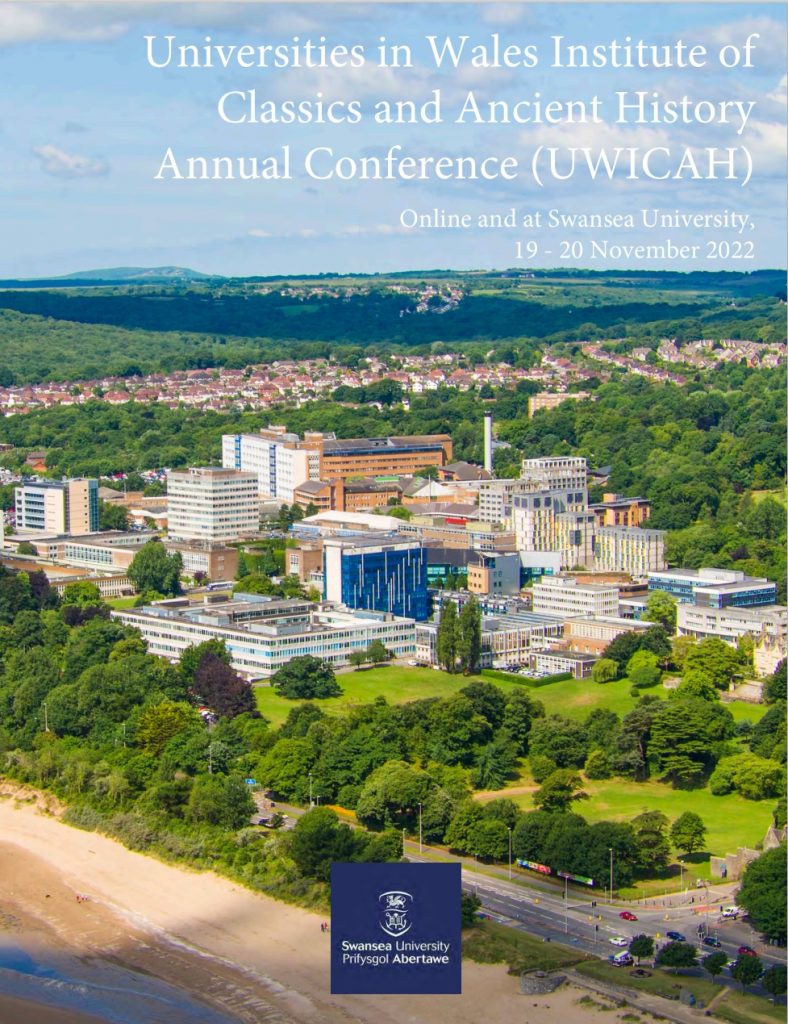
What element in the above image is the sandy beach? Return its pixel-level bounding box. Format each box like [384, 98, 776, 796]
[0, 788, 649, 1024]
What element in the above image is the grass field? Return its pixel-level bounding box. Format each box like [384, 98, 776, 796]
[254, 665, 767, 729]
[107, 595, 137, 609]
[479, 776, 774, 881]
[253, 665, 492, 727]
[463, 918, 590, 972]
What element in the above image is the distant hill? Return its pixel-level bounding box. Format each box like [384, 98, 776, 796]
[58, 266, 214, 282]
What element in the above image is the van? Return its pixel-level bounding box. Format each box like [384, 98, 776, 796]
[721, 906, 739, 919]
[609, 952, 634, 967]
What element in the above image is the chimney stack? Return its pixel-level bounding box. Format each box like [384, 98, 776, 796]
[483, 414, 493, 474]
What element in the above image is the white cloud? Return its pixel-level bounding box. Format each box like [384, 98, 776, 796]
[33, 144, 109, 178]
[0, 3, 127, 45]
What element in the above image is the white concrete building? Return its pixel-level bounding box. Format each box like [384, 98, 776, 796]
[520, 456, 587, 494]
[532, 575, 619, 618]
[222, 430, 311, 502]
[677, 603, 787, 676]
[112, 594, 416, 678]
[167, 467, 259, 543]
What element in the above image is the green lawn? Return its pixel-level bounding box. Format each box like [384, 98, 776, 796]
[254, 665, 495, 727]
[255, 665, 766, 729]
[106, 595, 138, 609]
[485, 777, 774, 873]
[463, 918, 590, 973]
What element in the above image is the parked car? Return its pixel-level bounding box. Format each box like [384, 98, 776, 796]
[737, 945, 757, 957]
[609, 937, 629, 947]
[666, 931, 686, 942]
[619, 911, 638, 921]
[702, 936, 722, 948]
[721, 906, 740, 919]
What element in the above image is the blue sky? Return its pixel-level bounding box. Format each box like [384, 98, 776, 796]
[0, 2, 785, 276]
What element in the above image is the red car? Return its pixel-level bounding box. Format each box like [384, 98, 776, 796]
[737, 946, 757, 957]
[619, 911, 638, 921]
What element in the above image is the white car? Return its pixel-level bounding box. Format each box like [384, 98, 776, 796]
[609, 937, 629, 947]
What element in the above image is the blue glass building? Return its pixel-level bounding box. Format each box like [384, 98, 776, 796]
[323, 537, 430, 620]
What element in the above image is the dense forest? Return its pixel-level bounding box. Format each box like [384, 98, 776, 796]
[0, 269, 783, 384]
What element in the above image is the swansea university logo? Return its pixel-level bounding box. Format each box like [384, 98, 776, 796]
[378, 890, 414, 937]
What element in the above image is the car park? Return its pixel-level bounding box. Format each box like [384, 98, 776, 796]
[666, 931, 686, 942]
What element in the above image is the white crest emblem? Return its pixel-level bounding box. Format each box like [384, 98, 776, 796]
[378, 890, 413, 937]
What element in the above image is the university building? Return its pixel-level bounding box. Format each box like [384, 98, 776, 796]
[167, 467, 259, 543]
[323, 536, 430, 621]
[112, 594, 416, 678]
[14, 478, 99, 535]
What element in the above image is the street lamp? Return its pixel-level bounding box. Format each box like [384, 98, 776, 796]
[609, 848, 614, 904]
[309, 772, 313, 808]
[507, 826, 513, 881]
[417, 802, 423, 854]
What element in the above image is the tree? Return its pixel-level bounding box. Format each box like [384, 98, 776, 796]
[632, 811, 671, 873]
[61, 581, 103, 608]
[289, 807, 366, 881]
[258, 738, 315, 799]
[460, 681, 507, 730]
[764, 660, 786, 704]
[99, 500, 130, 531]
[737, 844, 787, 943]
[436, 600, 458, 672]
[529, 716, 588, 768]
[709, 753, 785, 800]
[180, 638, 231, 682]
[655, 942, 698, 971]
[365, 639, 391, 665]
[670, 812, 707, 855]
[675, 670, 719, 702]
[128, 540, 182, 596]
[135, 699, 196, 755]
[193, 653, 256, 719]
[629, 934, 654, 964]
[457, 597, 482, 675]
[461, 891, 481, 928]
[12, 610, 43, 651]
[186, 775, 255, 829]
[644, 591, 677, 631]
[762, 965, 787, 1002]
[271, 656, 341, 700]
[471, 734, 519, 789]
[627, 650, 662, 689]
[355, 760, 433, 830]
[349, 649, 368, 670]
[591, 658, 618, 684]
[731, 955, 763, 991]
[501, 690, 543, 755]
[533, 770, 586, 813]
[684, 637, 742, 689]
[649, 698, 734, 784]
[703, 952, 729, 981]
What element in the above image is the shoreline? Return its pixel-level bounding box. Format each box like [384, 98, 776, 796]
[0, 788, 655, 1024]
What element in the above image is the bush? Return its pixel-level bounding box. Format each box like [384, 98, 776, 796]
[584, 749, 613, 780]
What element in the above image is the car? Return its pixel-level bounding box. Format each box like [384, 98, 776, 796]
[609, 937, 629, 947]
[721, 906, 740, 919]
[725, 960, 738, 972]
[608, 954, 634, 967]
[407, 659, 418, 666]
[702, 936, 722, 948]
[737, 945, 757, 957]
[666, 931, 686, 942]
[619, 911, 638, 921]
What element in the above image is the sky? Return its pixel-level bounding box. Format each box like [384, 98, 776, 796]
[0, 1, 785, 277]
